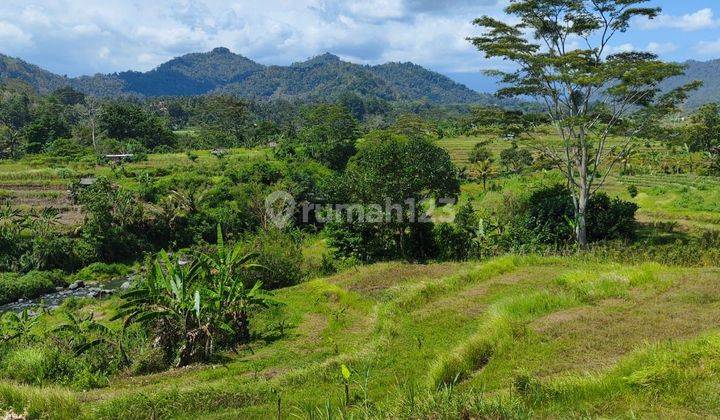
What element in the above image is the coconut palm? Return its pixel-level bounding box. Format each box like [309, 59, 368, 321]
[474, 159, 495, 191]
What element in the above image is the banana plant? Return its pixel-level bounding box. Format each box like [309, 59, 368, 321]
[113, 226, 272, 366]
[196, 225, 271, 344]
[52, 311, 114, 356]
[0, 309, 39, 343]
[112, 250, 205, 365]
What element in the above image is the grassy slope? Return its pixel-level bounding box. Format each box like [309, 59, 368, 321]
[4, 256, 720, 418]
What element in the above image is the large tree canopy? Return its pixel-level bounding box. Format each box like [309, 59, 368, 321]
[469, 0, 700, 246]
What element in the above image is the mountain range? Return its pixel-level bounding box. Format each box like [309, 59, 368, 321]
[0, 47, 503, 105]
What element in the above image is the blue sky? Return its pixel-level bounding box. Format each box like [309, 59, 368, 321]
[1, 1, 720, 92]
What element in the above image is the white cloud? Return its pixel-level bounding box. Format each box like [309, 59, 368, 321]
[695, 39, 720, 56]
[641, 8, 719, 32]
[606, 43, 635, 55]
[0, 0, 505, 77]
[0, 21, 32, 46]
[646, 42, 678, 55]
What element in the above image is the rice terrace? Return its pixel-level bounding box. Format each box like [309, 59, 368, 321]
[4, 0, 720, 419]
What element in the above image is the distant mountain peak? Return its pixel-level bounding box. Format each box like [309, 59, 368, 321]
[210, 47, 232, 55]
[296, 53, 342, 67]
[0, 49, 509, 105]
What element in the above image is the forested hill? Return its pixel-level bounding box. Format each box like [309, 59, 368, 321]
[0, 48, 499, 105]
[661, 58, 720, 110]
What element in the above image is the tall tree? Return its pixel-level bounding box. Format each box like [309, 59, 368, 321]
[299, 104, 358, 171]
[469, 0, 699, 246]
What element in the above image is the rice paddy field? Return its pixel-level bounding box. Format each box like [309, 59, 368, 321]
[3, 135, 720, 418]
[4, 256, 720, 418]
[437, 135, 720, 237]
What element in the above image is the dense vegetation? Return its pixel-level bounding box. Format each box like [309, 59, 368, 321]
[4, 1, 720, 418]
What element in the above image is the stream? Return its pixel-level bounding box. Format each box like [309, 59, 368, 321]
[0, 276, 133, 314]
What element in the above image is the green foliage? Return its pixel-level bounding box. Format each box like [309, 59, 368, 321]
[468, 142, 492, 164]
[500, 145, 533, 174]
[686, 103, 720, 153]
[298, 104, 359, 170]
[627, 184, 639, 198]
[98, 101, 175, 150]
[114, 227, 272, 367]
[73, 177, 147, 262]
[328, 131, 460, 262]
[515, 184, 638, 246]
[0, 270, 66, 305]
[469, 0, 696, 246]
[22, 98, 71, 154]
[434, 202, 479, 261]
[243, 230, 305, 290]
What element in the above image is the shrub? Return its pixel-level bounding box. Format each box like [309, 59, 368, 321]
[434, 203, 479, 261]
[516, 184, 638, 246]
[44, 138, 89, 158]
[586, 192, 638, 242]
[71, 262, 131, 283]
[30, 235, 82, 272]
[244, 230, 305, 290]
[520, 184, 575, 245]
[0, 271, 66, 305]
[627, 184, 639, 198]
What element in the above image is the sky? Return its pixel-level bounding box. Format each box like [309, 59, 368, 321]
[1, 1, 720, 92]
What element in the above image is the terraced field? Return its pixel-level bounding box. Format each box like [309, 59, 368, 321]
[0, 148, 268, 227]
[439, 135, 720, 237]
[7, 256, 720, 418]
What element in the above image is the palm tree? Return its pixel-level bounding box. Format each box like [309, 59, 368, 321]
[474, 159, 494, 191]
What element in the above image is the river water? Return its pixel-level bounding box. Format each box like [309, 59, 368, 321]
[0, 276, 130, 314]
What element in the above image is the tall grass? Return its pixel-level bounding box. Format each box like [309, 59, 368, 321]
[0, 381, 80, 419]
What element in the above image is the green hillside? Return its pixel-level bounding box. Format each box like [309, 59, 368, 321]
[0, 49, 503, 105]
[3, 255, 720, 418]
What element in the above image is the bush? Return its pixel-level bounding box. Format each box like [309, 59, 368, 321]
[244, 230, 305, 290]
[586, 192, 638, 242]
[515, 184, 638, 246]
[434, 202, 480, 261]
[0, 271, 66, 305]
[30, 236, 83, 272]
[71, 263, 131, 283]
[627, 184, 639, 198]
[520, 184, 575, 245]
[44, 138, 89, 158]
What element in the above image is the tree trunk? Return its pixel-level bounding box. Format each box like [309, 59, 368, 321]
[575, 187, 589, 248]
[238, 309, 250, 343]
[91, 121, 97, 153]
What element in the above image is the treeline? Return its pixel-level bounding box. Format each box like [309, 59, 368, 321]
[0, 78, 545, 159]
